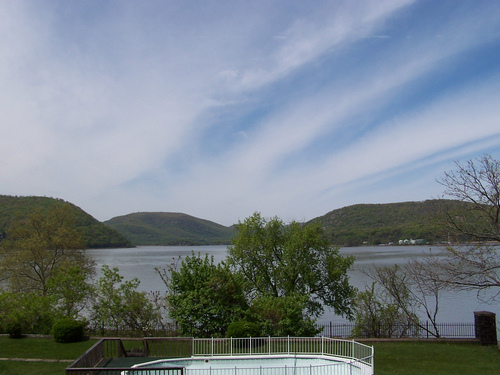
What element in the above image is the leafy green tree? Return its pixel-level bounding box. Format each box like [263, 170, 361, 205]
[47, 266, 94, 318]
[0, 204, 96, 335]
[0, 204, 95, 295]
[227, 213, 356, 318]
[158, 252, 248, 337]
[90, 265, 161, 335]
[250, 294, 320, 337]
[0, 291, 54, 335]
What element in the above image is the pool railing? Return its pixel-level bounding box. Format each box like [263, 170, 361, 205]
[192, 336, 373, 367]
[66, 337, 374, 375]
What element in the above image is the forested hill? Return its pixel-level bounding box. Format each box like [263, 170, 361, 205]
[309, 200, 456, 247]
[1, 196, 465, 247]
[104, 212, 237, 246]
[0, 195, 133, 248]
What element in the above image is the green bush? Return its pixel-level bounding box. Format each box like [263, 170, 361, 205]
[52, 318, 85, 343]
[6, 319, 24, 339]
[226, 320, 261, 338]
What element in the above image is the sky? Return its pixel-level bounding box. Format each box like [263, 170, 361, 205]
[2, 0, 500, 226]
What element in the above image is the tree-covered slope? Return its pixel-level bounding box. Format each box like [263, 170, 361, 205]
[309, 200, 459, 246]
[0, 195, 133, 248]
[104, 212, 236, 245]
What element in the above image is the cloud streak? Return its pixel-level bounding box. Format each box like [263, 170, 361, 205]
[1, 1, 500, 225]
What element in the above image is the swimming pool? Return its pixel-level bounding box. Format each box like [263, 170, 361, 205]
[130, 354, 365, 375]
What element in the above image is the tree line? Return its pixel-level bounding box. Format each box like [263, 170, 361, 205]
[0, 195, 133, 248]
[1, 154, 499, 339]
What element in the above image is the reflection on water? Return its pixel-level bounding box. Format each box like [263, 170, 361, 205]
[86, 245, 498, 324]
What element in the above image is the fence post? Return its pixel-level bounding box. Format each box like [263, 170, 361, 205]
[474, 311, 498, 346]
[143, 338, 149, 357]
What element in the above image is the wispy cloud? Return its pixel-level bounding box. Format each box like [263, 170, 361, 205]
[1, 1, 500, 225]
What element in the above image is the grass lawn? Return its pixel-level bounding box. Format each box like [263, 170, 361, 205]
[0, 337, 498, 375]
[0, 361, 69, 375]
[0, 336, 97, 375]
[371, 341, 500, 375]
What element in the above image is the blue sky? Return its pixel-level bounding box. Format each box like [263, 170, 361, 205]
[2, 0, 500, 226]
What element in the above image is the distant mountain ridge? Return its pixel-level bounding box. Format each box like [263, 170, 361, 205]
[0, 195, 133, 248]
[105, 200, 456, 247]
[104, 212, 236, 246]
[1, 195, 461, 248]
[309, 200, 453, 246]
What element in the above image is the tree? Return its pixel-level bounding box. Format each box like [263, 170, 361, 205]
[420, 243, 500, 302]
[353, 282, 418, 338]
[157, 252, 248, 337]
[250, 294, 320, 337]
[47, 266, 94, 318]
[0, 204, 95, 295]
[90, 265, 161, 335]
[436, 154, 500, 242]
[430, 154, 500, 301]
[364, 264, 443, 337]
[0, 291, 54, 335]
[227, 212, 356, 318]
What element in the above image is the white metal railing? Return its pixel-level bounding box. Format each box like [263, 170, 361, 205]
[183, 362, 360, 375]
[191, 337, 373, 373]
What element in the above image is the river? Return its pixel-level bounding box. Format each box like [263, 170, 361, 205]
[86, 245, 499, 325]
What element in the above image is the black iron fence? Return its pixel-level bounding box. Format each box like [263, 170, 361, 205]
[86, 321, 477, 340]
[317, 321, 476, 339]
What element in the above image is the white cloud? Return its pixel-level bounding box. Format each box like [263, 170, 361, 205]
[1, 1, 500, 226]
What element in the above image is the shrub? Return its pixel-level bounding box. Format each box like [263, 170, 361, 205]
[0, 291, 54, 336]
[226, 320, 261, 338]
[52, 318, 85, 343]
[6, 319, 24, 339]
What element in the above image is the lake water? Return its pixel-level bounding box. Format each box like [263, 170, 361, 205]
[86, 245, 499, 325]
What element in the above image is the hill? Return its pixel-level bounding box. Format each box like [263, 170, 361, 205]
[0, 195, 133, 248]
[309, 200, 457, 247]
[104, 212, 236, 246]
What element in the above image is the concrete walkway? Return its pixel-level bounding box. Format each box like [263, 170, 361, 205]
[0, 357, 74, 363]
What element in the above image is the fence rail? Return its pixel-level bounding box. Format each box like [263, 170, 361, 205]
[86, 321, 477, 340]
[67, 366, 184, 375]
[317, 321, 476, 338]
[192, 337, 373, 367]
[66, 337, 374, 375]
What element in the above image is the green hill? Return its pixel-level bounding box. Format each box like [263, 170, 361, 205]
[104, 212, 236, 246]
[1, 196, 469, 248]
[0, 195, 133, 248]
[309, 200, 458, 247]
